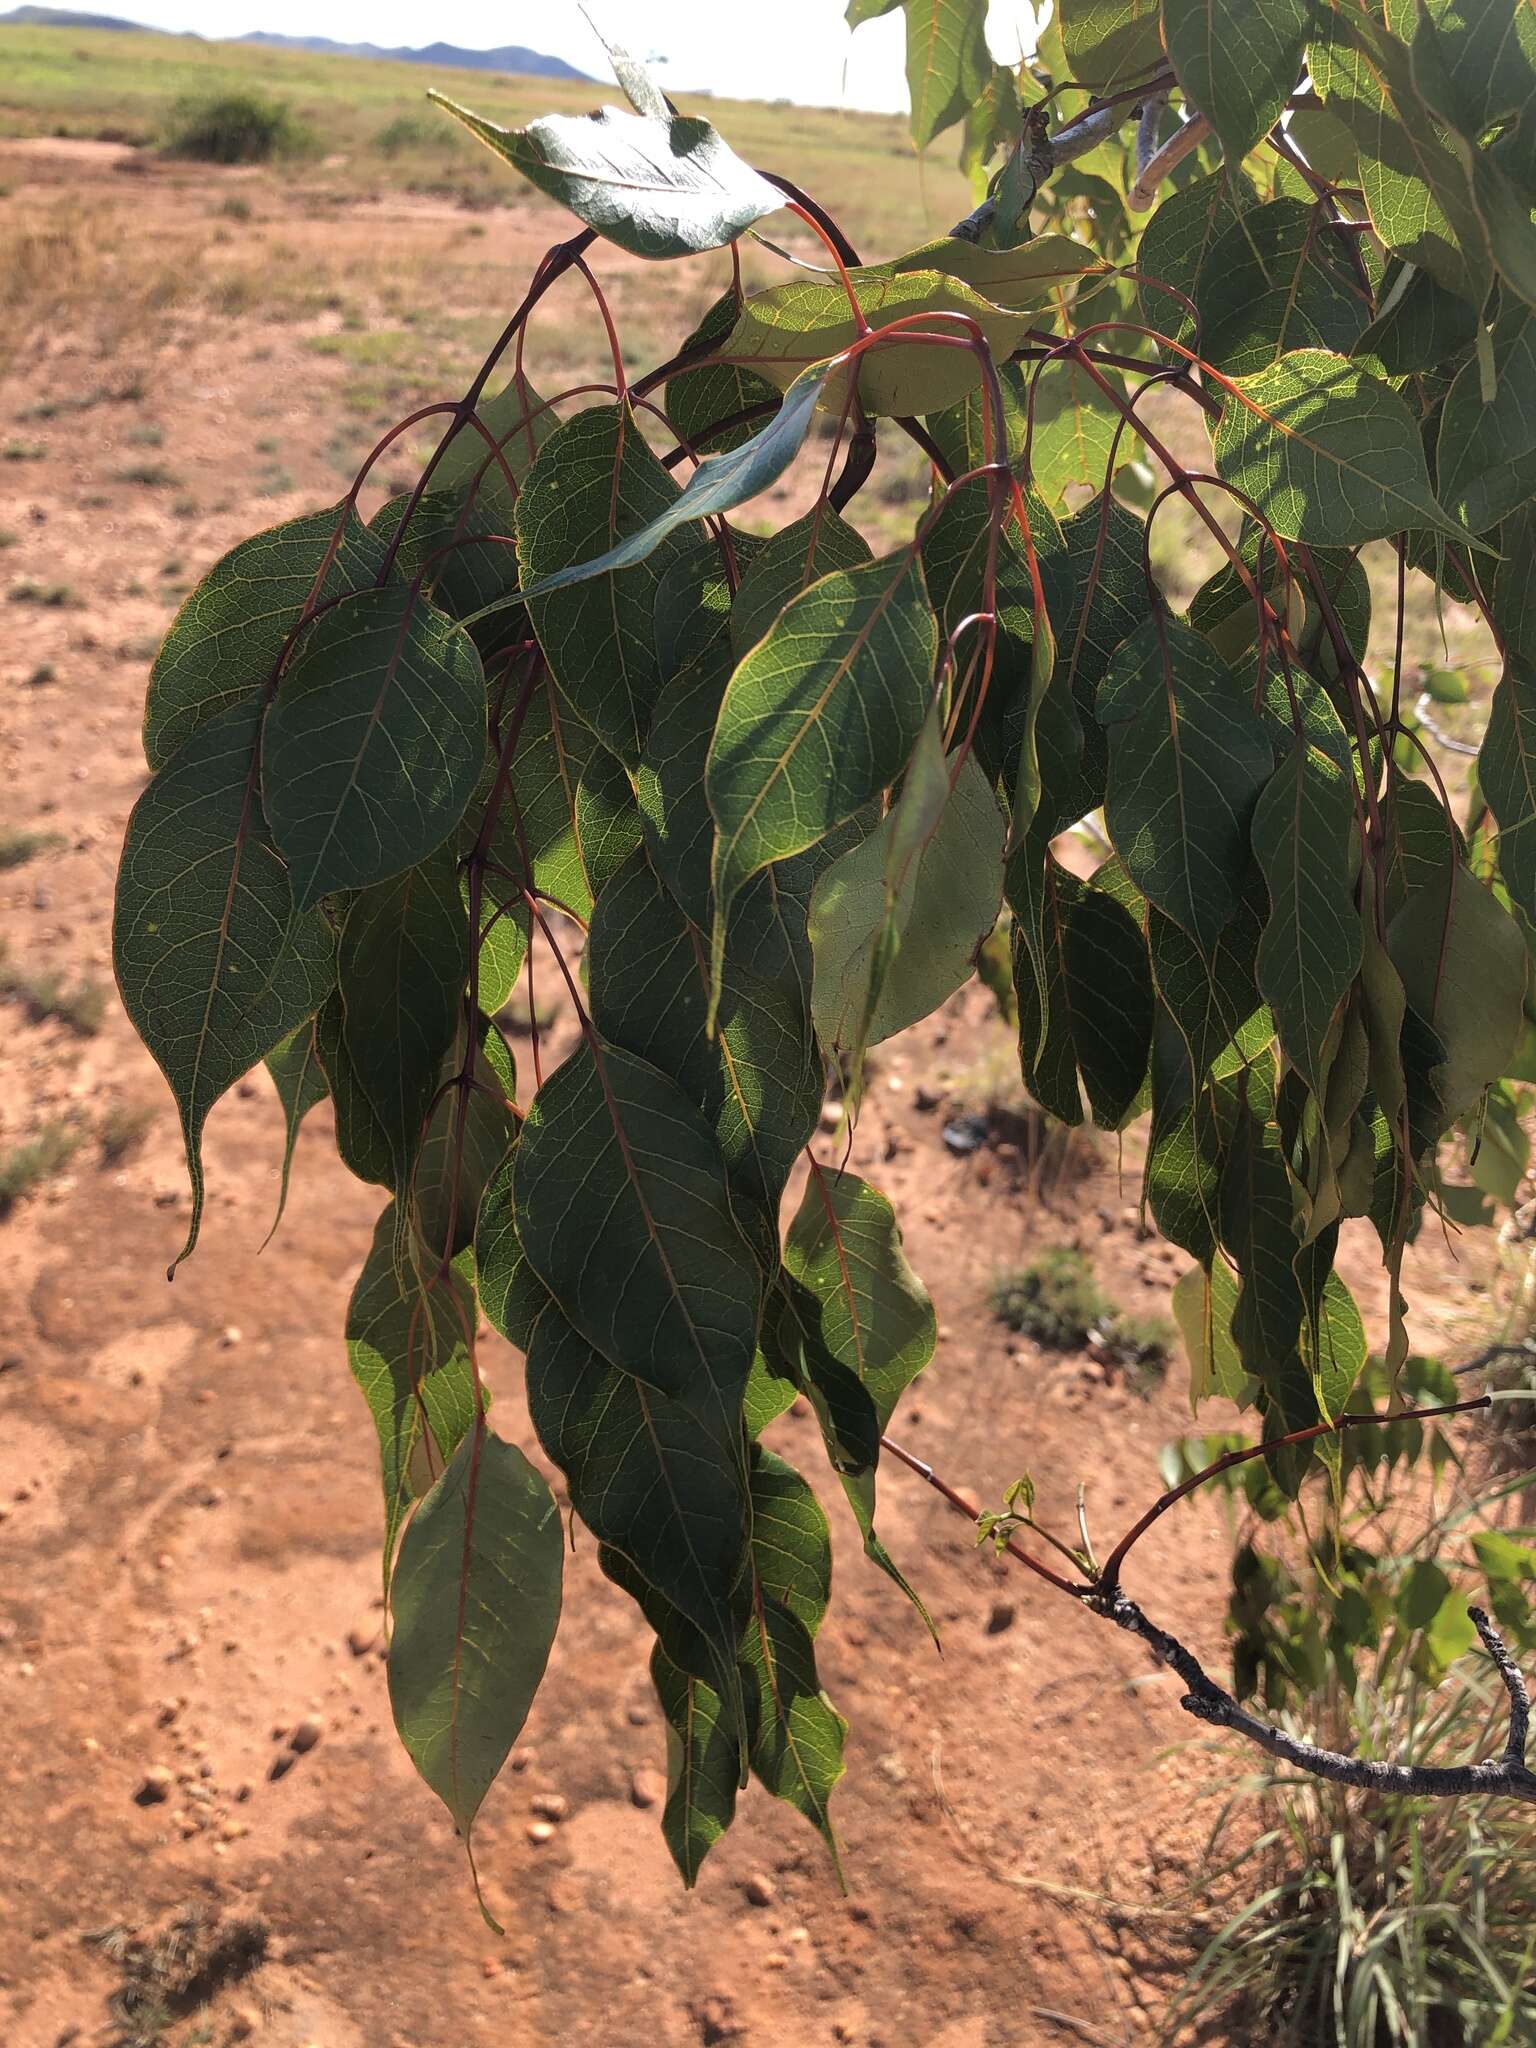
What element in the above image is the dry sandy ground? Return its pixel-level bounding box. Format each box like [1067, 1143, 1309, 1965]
[0, 140, 1506, 2048]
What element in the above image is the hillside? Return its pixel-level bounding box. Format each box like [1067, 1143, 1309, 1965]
[0, 4, 589, 75]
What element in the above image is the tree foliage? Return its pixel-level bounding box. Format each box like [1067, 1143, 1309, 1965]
[114, 0, 1536, 1897]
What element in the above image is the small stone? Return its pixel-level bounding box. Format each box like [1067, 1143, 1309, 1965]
[764, 1951, 789, 1969]
[268, 1752, 295, 1782]
[220, 1816, 250, 1842]
[481, 1957, 501, 1979]
[156, 1699, 180, 1726]
[913, 1084, 941, 1112]
[630, 1767, 665, 1810]
[288, 1713, 323, 1754]
[346, 1618, 381, 1658]
[155, 1552, 173, 1571]
[743, 1872, 776, 1908]
[985, 1600, 1016, 1636]
[220, 1326, 243, 1348]
[625, 1702, 650, 1727]
[509, 1745, 534, 1771]
[229, 2008, 259, 2040]
[530, 1792, 567, 1821]
[818, 1101, 843, 1134]
[526, 1820, 556, 1845]
[135, 1765, 174, 1804]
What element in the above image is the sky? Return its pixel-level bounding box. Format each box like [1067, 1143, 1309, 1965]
[104, 0, 1044, 113]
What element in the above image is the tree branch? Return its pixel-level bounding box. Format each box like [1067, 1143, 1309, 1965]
[882, 1396, 1536, 1805]
[1096, 1590, 1536, 1803]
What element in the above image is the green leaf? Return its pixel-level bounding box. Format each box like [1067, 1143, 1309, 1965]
[651, 1646, 739, 1886]
[1161, 0, 1308, 164]
[1437, 303, 1536, 531]
[1387, 859, 1528, 1126]
[474, 1145, 548, 1353]
[526, 1306, 748, 1702]
[1483, 658, 1536, 924]
[903, 0, 992, 149]
[742, 1450, 845, 1867]
[346, 1204, 479, 1570]
[513, 1038, 763, 1405]
[725, 271, 1027, 418]
[1413, 0, 1536, 199]
[514, 403, 693, 769]
[263, 1019, 328, 1240]
[587, 848, 821, 1262]
[889, 234, 1110, 313]
[1173, 1256, 1253, 1407]
[263, 586, 486, 911]
[1251, 743, 1363, 1103]
[1351, 260, 1479, 378]
[1397, 1556, 1452, 1631]
[809, 749, 1004, 1052]
[1028, 358, 1128, 507]
[1196, 199, 1370, 377]
[412, 1009, 518, 1267]
[1012, 853, 1155, 1128]
[1058, 0, 1165, 89]
[143, 503, 384, 772]
[113, 698, 335, 1266]
[1136, 172, 1253, 354]
[730, 507, 872, 660]
[1310, 12, 1493, 310]
[489, 668, 607, 924]
[497, 369, 829, 621]
[1098, 618, 1274, 952]
[388, 1426, 562, 1882]
[707, 552, 937, 974]
[427, 92, 784, 260]
[783, 1165, 934, 1609]
[1212, 351, 1472, 547]
[667, 290, 782, 458]
[1219, 1078, 1307, 1403]
[314, 990, 393, 1189]
[336, 843, 468, 1204]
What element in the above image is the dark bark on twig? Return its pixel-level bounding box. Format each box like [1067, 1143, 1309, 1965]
[1095, 1590, 1536, 1803]
[883, 1391, 1536, 1806]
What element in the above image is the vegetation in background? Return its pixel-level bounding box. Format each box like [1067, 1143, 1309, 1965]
[0, 1122, 80, 1217]
[162, 92, 308, 165]
[990, 1249, 1173, 1383]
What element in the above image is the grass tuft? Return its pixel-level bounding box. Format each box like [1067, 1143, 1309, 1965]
[0, 1122, 80, 1217]
[0, 946, 108, 1036]
[0, 826, 65, 871]
[163, 92, 307, 165]
[989, 1247, 1173, 1385]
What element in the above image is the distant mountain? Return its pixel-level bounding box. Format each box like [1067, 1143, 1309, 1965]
[1, 4, 152, 27]
[0, 6, 593, 80]
[235, 30, 590, 80]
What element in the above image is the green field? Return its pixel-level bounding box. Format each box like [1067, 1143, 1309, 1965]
[0, 19, 972, 255]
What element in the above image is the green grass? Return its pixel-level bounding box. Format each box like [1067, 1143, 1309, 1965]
[0, 21, 967, 257]
[989, 1248, 1174, 1384]
[0, 946, 108, 1035]
[0, 826, 64, 871]
[0, 1122, 80, 1216]
[100, 1102, 157, 1165]
[9, 581, 73, 606]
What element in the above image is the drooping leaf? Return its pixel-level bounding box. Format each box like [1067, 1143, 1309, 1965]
[513, 1037, 763, 1405]
[587, 847, 822, 1262]
[412, 1010, 519, 1266]
[1161, 0, 1308, 165]
[427, 91, 784, 259]
[515, 403, 691, 769]
[388, 1426, 563, 1885]
[263, 586, 486, 911]
[263, 1018, 328, 1239]
[526, 1306, 748, 1704]
[783, 1165, 934, 1610]
[346, 1204, 479, 1569]
[887, 233, 1110, 312]
[1351, 259, 1480, 377]
[1173, 1255, 1253, 1408]
[1437, 303, 1536, 531]
[474, 1144, 547, 1354]
[143, 504, 385, 772]
[809, 749, 1004, 1052]
[1136, 172, 1254, 354]
[707, 552, 937, 977]
[651, 1646, 740, 1886]
[725, 270, 1027, 417]
[1212, 351, 1473, 547]
[1482, 658, 1536, 924]
[1251, 742, 1363, 1104]
[903, 0, 992, 149]
[314, 989, 393, 1190]
[1098, 618, 1274, 952]
[1387, 859, 1528, 1126]
[741, 1448, 845, 1867]
[336, 843, 469, 1204]
[1027, 358, 1129, 507]
[113, 698, 336, 1266]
